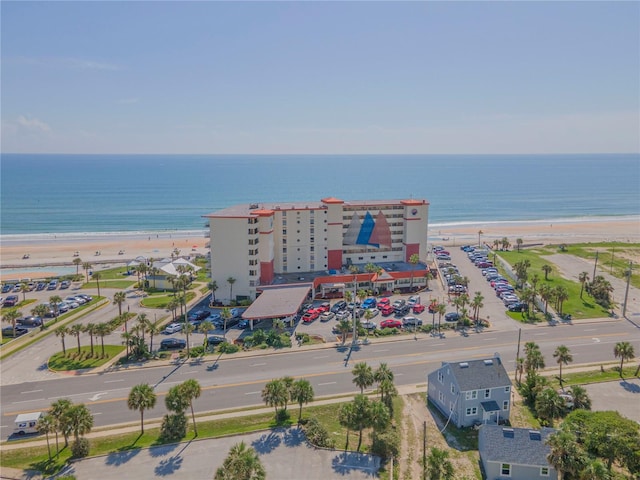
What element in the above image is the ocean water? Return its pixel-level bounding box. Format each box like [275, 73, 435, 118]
[1, 153, 638, 236]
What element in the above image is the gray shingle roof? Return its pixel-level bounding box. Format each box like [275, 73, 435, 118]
[447, 357, 511, 391]
[479, 425, 556, 466]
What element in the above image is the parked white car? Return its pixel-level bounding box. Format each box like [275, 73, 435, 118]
[164, 323, 182, 334]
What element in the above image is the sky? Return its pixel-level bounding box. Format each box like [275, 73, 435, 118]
[1, 1, 639, 155]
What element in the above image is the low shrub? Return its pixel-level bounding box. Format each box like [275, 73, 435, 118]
[370, 427, 400, 459]
[303, 417, 335, 449]
[189, 346, 204, 357]
[275, 409, 291, 424]
[374, 327, 399, 337]
[160, 413, 187, 442]
[71, 437, 90, 458]
[218, 342, 240, 354]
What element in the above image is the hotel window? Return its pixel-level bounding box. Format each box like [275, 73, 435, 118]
[283, 220, 287, 226]
[283, 248, 287, 253]
[501, 464, 511, 476]
[249, 270, 257, 277]
[310, 246, 315, 252]
[438, 371, 444, 383]
[484, 389, 491, 398]
[310, 237, 314, 243]
[249, 280, 255, 287]
[503, 400, 509, 410]
[465, 390, 477, 400]
[283, 229, 287, 235]
[310, 264, 314, 269]
[465, 407, 477, 416]
[283, 256, 287, 262]
[310, 227, 315, 234]
[540, 467, 549, 476]
[283, 239, 287, 244]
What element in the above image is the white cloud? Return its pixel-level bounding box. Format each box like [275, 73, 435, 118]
[16, 115, 51, 133]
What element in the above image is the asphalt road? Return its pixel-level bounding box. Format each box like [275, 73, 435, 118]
[2, 319, 636, 437]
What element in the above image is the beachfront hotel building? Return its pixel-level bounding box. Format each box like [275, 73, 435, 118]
[203, 197, 429, 302]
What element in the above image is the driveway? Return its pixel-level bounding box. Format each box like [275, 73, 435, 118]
[62, 427, 380, 480]
[583, 377, 640, 423]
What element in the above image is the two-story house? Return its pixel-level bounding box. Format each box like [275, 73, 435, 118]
[427, 354, 511, 428]
[479, 425, 558, 480]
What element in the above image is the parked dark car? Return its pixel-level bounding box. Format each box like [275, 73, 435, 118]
[402, 316, 423, 327]
[444, 312, 460, 322]
[207, 335, 226, 345]
[17, 316, 43, 327]
[160, 338, 186, 350]
[3, 295, 18, 307]
[394, 305, 410, 317]
[331, 301, 347, 313]
[188, 310, 209, 322]
[508, 302, 528, 312]
[36, 282, 46, 291]
[1, 284, 13, 294]
[2, 326, 28, 337]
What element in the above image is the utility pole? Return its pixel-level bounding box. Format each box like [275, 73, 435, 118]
[622, 261, 633, 318]
[593, 251, 599, 280]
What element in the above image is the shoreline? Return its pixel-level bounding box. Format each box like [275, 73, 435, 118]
[1, 216, 638, 282]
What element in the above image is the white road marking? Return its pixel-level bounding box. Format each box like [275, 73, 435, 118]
[89, 393, 107, 401]
[483, 337, 497, 341]
[244, 391, 260, 395]
[373, 349, 388, 353]
[12, 398, 44, 404]
[104, 380, 124, 384]
[584, 328, 597, 332]
[180, 370, 198, 374]
[318, 382, 336, 386]
[250, 363, 266, 367]
[20, 389, 43, 394]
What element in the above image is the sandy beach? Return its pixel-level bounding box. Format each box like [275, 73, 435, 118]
[1, 218, 638, 282]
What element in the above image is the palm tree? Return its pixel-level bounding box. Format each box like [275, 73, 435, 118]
[221, 307, 232, 338]
[69, 324, 84, 354]
[535, 388, 565, 426]
[426, 447, 455, 480]
[93, 272, 102, 297]
[46, 296, 61, 321]
[227, 277, 236, 304]
[613, 341, 635, 376]
[55, 325, 69, 355]
[546, 430, 585, 480]
[127, 383, 157, 434]
[501, 237, 510, 250]
[539, 284, 552, 314]
[579, 459, 611, 480]
[66, 403, 94, 443]
[147, 321, 162, 355]
[85, 323, 97, 357]
[214, 441, 266, 480]
[82, 262, 92, 283]
[516, 238, 523, 252]
[180, 379, 201, 436]
[516, 357, 525, 385]
[290, 379, 314, 422]
[436, 302, 446, 336]
[553, 345, 573, 388]
[95, 323, 111, 357]
[336, 319, 351, 345]
[524, 342, 545, 375]
[578, 271, 589, 299]
[408, 253, 420, 289]
[554, 285, 569, 315]
[37, 413, 56, 460]
[338, 401, 356, 450]
[113, 291, 126, 317]
[209, 280, 218, 306]
[32, 303, 49, 324]
[20, 283, 30, 302]
[352, 362, 374, 394]
[136, 313, 148, 346]
[261, 378, 287, 418]
[2, 309, 21, 338]
[542, 264, 553, 281]
[73, 257, 83, 276]
[50, 398, 72, 449]
[568, 385, 591, 410]
[471, 291, 484, 331]
[368, 400, 390, 443]
[183, 322, 195, 357]
[351, 394, 371, 452]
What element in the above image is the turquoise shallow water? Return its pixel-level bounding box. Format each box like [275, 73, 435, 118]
[1, 153, 638, 235]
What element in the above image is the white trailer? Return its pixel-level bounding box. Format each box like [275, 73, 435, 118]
[13, 412, 43, 435]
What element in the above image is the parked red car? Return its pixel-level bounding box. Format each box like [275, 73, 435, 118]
[380, 304, 395, 316]
[412, 304, 426, 314]
[380, 318, 402, 329]
[302, 311, 319, 323]
[377, 298, 390, 306]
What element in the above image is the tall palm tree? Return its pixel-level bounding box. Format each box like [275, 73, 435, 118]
[516, 238, 523, 252]
[338, 401, 355, 450]
[214, 441, 266, 480]
[182, 322, 195, 357]
[408, 253, 420, 289]
[261, 378, 287, 417]
[147, 321, 162, 355]
[568, 385, 591, 410]
[539, 284, 552, 314]
[32, 303, 50, 324]
[471, 291, 484, 331]
[554, 285, 569, 315]
[50, 398, 73, 449]
[93, 272, 102, 297]
[180, 379, 202, 435]
[546, 430, 585, 480]
[136, 313, 148, 346]
[351, 394, 371, 452]
[553, 345, 573, 388]
[37, 413, 56, 460]
[436, 302, 447, 336]
[535, 388, 565, 426]
[352, 362, 374, 394]
[66, 403, 94, 443]
[73, 257, 83, 276]
[291, 379, 314, 422]
[209, 280, 218, 306]
[613, 341, 635, 376]
[55, 325, 69, 355]
[69, 324, 84, 354]
[2, 309, 21, 338]
[49, 295, 62, 321]
[542, 264, 552, 281]
[127, 383, 157, 434]
[113, 291, 126, 317]
[578, 271, 589, 299]
[82, 262, 92, 283]
[95, 323, 111, 357]
[221, 307, 232, 338]
[368, 400, 390, 443]
[336, 319, 351, 345]
[85, 323, 97, 357]
[524, 341, 545, 375]
[20, 283, 30, 302]
[227, 276, 236, 304]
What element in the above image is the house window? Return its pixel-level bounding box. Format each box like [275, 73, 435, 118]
[437, 371, 444, 384]
[504, 386, 510, 393]
[484, 389, 491, 398]
[465, 407, 477, 416]
[503, 400, 509, 411]
[465, 390, 477, 400]
[501, 463, 511, 476]
[540, 467, 549, 476]
[449, 401, 454, 412]
[450, 384, 455, 394]
[438, 391, 444, 403]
